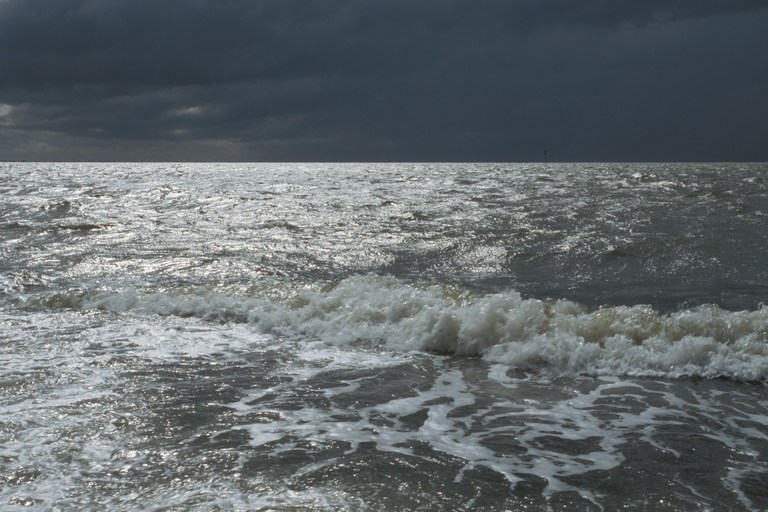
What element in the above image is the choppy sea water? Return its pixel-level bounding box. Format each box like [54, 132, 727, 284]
[1, 161, 767, 511]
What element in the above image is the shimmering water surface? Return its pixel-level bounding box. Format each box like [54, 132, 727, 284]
[1, 162, 767, 510]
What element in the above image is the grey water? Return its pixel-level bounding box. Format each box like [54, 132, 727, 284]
[1, 162, 767, 510]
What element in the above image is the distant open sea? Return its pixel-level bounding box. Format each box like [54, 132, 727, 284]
[1, 162, 767, 511]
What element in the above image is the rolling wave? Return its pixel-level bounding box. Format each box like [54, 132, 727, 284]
[28, 274, 768, 381]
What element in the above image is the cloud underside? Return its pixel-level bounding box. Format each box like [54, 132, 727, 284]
[1, 0, 766, 161]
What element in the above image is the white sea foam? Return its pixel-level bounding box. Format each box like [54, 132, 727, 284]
[71, 275, 768, 381]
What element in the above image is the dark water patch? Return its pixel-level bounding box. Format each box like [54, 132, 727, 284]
[8, 495, 43, 507]
[408, 209, 435, 221]
[531, 435, 605, 456]
[2, 467, 41, 486]
[0, 221, 32, 231]
[315, 364, 437, 409]
[561, 436, 744, 510]
[249, 387, 332, 412]
[39, 200, 77, 216]
[259, 220, 302, 232]
[243, 439, 353, 481]
[56, 223, 111, 232]
[741, 472, 768, 510]
[602, 246, 635, 262]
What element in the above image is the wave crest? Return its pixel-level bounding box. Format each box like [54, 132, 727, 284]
[35, 275, 768, 380]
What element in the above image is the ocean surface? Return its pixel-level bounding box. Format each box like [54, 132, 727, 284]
[1, 161, 767, 511]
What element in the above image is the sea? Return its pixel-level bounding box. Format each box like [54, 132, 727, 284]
[1, 161, 767, 511]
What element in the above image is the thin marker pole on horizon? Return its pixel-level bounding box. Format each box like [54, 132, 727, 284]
[544, 149, 548, 172]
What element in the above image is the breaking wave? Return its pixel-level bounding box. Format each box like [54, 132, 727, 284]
[32, 275, 768, 381]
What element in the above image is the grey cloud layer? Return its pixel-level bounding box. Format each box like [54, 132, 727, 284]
[1, 0, 766, 160]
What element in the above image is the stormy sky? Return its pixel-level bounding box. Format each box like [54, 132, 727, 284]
[0, 0, 766, 162]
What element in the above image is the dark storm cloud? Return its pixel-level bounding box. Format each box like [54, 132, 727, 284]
[1, 0, 766, 161]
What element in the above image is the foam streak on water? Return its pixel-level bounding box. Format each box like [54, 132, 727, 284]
[1, 162, 767, 510]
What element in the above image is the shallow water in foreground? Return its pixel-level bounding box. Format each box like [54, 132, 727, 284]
[1, 162, 767, 510]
